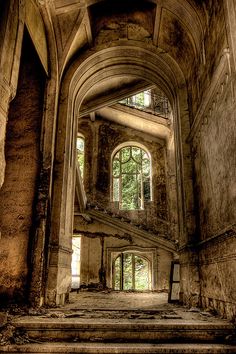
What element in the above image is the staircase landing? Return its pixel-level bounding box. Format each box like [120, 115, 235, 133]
[0, 292, 235, 353]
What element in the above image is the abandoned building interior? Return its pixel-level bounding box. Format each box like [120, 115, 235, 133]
[0, 0, 236, 352]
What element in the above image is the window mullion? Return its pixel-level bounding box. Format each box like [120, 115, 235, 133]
[121, 253, 124, 291]
[132, 254, 135, 290]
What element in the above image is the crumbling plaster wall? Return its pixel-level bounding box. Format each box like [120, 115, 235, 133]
[0, 1, 54, 305]
[189, 0, 236, 319]
[0, 0, 23, 189]
[0, 31, 46, 301]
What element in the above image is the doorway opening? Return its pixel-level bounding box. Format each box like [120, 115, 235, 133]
[113, 252, 151, 291]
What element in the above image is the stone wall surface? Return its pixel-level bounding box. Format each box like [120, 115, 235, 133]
[0, 31, 45, 301]
[189, 0, 236, 319]
[189, 0, 227, 119]
[193, 81, 236, 240]
[199, 231, 236, 319]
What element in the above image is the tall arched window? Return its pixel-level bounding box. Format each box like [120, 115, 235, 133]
[76, 135, 85, 180]
[112, 144, 151, 210]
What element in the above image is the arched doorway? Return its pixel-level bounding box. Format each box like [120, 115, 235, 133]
[47, 44, 196, 306]
[113, 252, 151, 291]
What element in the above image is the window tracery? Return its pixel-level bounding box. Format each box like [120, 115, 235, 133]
[112, 144, 151, 210]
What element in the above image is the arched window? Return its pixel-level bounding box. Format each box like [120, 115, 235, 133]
[113, 252, 151, 291]
[76, 135, 85, 180]
[112, 144, 151, 210]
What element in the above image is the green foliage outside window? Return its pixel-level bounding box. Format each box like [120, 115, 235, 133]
[112, 145, 151, 210]
[77, 137, 85, 180]
[114, 253, 150, 291]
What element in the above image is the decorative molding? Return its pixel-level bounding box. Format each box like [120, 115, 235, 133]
[76, 230, 133, 243]
[224, 0, 236, 71]
[153, 3, 162, 46]
[179, 224, 236, 252]
[188, 48, 233, 143]
[49, 244, 73, 254]
[199, 254, 236, 266]
[197, 224, 236, 248]
[54, 0, 85, 14]
[83, 9, 93, 46]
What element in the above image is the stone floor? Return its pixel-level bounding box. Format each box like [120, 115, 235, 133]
[68, 291, 169, 310]
[38, 290, 231, 323]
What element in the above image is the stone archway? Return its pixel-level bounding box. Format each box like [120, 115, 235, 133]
[46, 42, 198, 307]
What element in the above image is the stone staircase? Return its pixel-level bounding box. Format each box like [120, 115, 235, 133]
[0, 309, 235, 353]
[86, 203, 169, 238]
[84, 207, 176, 253]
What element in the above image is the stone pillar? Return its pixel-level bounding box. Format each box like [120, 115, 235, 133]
[0, 77, 11, 188]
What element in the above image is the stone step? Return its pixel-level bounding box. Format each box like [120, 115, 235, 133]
[1, 342, 236, 354]
[12, 317, 235, 344]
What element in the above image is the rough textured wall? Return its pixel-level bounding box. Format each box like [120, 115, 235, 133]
[78, 117, 169, 237]
[158, 8, 195, 81]
[0, 31, 45, 302]
[193, 79, 236, 319]
[193, 84, 235, 238]
[190, 0, 236, 319]
[189, 0, 227, 118]
[89, 1, 155, 46]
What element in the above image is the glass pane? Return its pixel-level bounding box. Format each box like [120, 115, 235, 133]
[123, 253, 133, 290]
[131, 147, 142, 163]
[142, 158, 150, 176]
[134, 92, 144, 107]
[113, 158, 120, 177]
[135, 256, 149, 290]
[121, 174, 139, 210]
[143, 90, 151, 107]
[113, 178, 120, 202]
[121, 147, 131, 163]
[122, 159, 137, 174]
[114, 256, 121, 290]
[143, 178, 151, 201]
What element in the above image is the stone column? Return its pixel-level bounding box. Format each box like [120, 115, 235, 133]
[0, 77, 11, 188]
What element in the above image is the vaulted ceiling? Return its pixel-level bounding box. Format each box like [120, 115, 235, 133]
[50, 0, 206, 73]
[46, 0, 208, 133]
